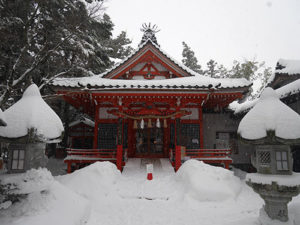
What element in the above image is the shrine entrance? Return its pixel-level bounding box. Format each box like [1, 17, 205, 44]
[135, 126, 164, 157]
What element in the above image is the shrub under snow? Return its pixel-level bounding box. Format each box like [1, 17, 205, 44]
[175, 159, 242, 201]
[57, 162, 121, 200]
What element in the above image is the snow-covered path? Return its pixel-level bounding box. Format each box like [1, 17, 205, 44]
[1, 159, 300, 225]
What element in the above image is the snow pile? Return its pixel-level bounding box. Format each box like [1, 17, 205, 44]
[175, 160, 242, 201]
[0, 168, 90, 225]
[57, 162, 121, 200]
[0, 84, 64, 141]
[0, 108, 7, 126]
[238, 87, 300, 140]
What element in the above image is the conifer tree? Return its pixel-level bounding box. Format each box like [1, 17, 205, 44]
[181, 42, 203, 74]
[205, 59, 218, 77]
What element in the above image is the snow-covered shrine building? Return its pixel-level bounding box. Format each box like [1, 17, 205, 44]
[51, 26, 252, 172]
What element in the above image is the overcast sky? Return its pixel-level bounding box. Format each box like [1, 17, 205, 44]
[106, 0, 300, 70]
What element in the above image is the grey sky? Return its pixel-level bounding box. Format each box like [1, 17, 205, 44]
[106, 0, 300, 69]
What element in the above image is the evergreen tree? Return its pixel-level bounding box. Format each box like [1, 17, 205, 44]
[108, 31, 134, 63]
[0, 0, 125, 108]
[181, 42, 203, 74]
[204, 59, 218, 78]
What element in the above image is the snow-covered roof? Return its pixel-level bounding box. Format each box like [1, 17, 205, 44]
[267, 59, 300, 86]
[0, 84, 64, 142]
[238, 87, 300, 140]
[51, 39, 252, 91]
[52, 75, 251, 90]
[231, 78, 300, 114]
[275, 59, 300, 75]
[0, 109, 7, 126]
[69, 117, 95, 127]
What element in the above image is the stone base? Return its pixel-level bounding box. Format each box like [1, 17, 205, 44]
[247, 180, 300, 222]
[258, 208, 295, 225]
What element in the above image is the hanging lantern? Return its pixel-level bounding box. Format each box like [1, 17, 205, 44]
[163, 119, 167, 128]
[133, 120, 138, 129]
[140, 119, 144, 129]
[148, 118, 152, 128]
[156, 118, 161, 128]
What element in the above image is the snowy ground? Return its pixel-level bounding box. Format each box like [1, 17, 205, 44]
[1, 159, 300, 225]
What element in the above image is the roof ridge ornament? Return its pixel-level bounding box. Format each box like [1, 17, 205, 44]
[139, 23, 160, 47]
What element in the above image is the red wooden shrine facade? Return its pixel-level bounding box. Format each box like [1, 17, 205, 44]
[52, 38, 251, 172]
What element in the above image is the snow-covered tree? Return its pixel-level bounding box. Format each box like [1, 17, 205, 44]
[204, 59, 218, 77]
[108, 31, 134, 62]
[181, 42, 203, 74]
[0, 0, 132, 109]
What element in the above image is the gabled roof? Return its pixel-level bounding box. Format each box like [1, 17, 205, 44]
[101, 39, 195, 79]
[51, 39, 252, 92]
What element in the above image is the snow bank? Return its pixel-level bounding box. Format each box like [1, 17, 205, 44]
[0, 84, 64, 141]
[57, 162, 121, 199]
[238, 87, 300, 140]
[0, 168, 90, 225]
[175, 160, 242, 201]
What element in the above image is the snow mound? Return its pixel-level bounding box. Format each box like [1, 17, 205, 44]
[1, 168, 54, 194]
[175, 160, 242, 201]
[58, 162, 121, 199]
[238, 87, 300, 140]
[0, 168, 90, 225]
[0, 84, 64, 141]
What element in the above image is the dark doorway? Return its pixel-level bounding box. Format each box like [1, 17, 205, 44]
[135, 126, 164, 157]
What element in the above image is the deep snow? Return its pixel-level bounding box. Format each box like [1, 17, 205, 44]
[1, 160, 300, 225]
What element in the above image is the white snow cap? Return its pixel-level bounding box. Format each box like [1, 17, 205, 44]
[0, 108, 7, 126]
[0, 84, 64, 141]
[238, 87, 300, 140]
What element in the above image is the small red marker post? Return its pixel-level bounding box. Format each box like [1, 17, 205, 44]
[146, 164, 153, 180]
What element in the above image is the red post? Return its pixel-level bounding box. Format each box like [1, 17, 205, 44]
[67, 162, 72, 173]
[199, 106, 204, 149]
[116, 145, 123, 171]
[175, 145, 181, 171]
[93, 106, 99, 149]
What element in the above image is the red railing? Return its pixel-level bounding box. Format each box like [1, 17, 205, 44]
[170, 147, 232, 171]
[65, 146, 124, 173]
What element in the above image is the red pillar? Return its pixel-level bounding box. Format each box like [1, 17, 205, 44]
[199, 106, 204, 149]
[175, 145, 181, 171]
[93, 106, 99, 149]
[116, 145, 123, 171]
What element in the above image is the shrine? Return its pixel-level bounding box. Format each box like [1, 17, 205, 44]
[50, 24, 252, 172]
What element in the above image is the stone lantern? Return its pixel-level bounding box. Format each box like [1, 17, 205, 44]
[0, 84, 64, 173]
[238, 87, 300, 224]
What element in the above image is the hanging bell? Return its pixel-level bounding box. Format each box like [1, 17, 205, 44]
[140, 119, 144, 129]
[148, 118, 152, 128]
[156, 118, 160, 128]
[163, 119, 167, 128]
[133, 120, 138, 129]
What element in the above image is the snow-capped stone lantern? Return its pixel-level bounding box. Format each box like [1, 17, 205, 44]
[238, 87, 300, 224]
[0, 84, 64, 173]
